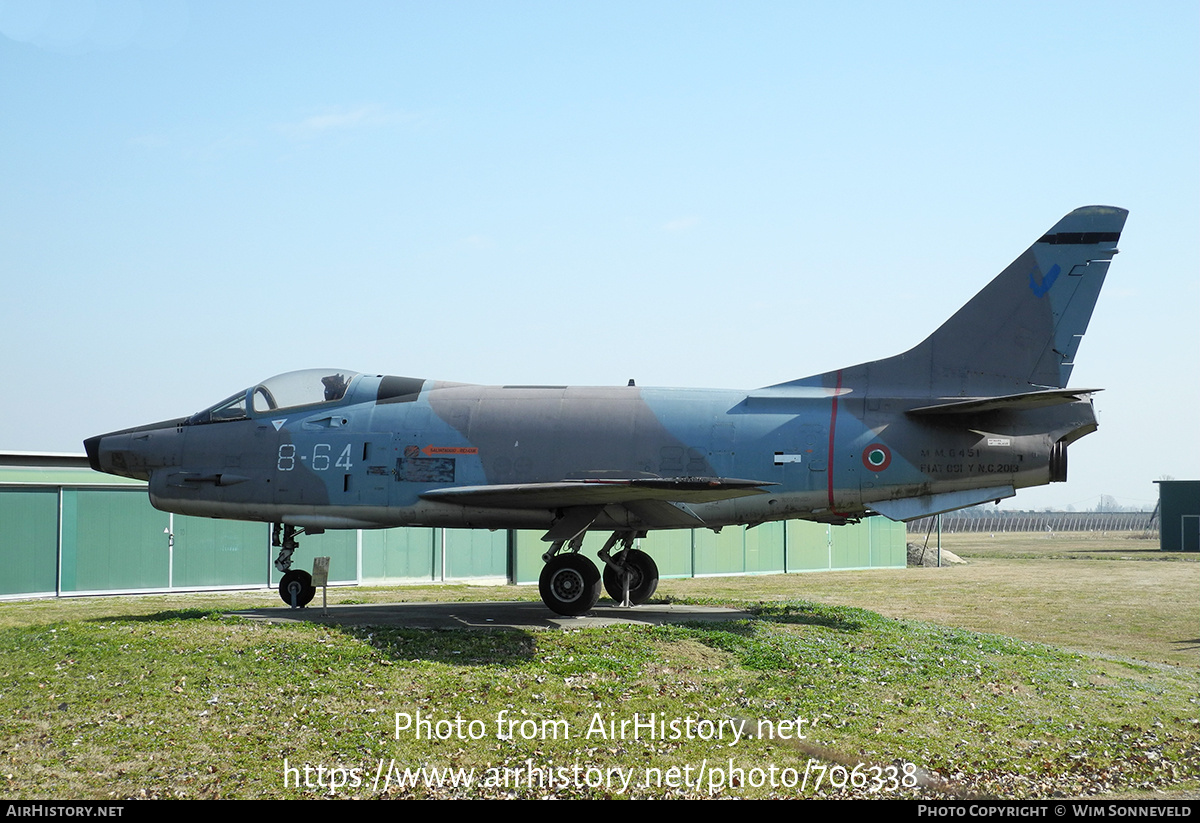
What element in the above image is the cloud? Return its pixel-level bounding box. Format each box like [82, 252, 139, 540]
[0, 0, 187, 53]
[661, 216, 700, 232]
[277, 105, 415, 140]
[129, 133, 169, 149]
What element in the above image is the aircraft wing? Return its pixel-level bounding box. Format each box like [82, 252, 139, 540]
[421, 477, 773, 540]
[419, 477, 773, 510]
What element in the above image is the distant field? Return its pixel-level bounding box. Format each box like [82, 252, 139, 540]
[923, 531, 1171, 561]
[653, 532, 1198, 669]
[0, 531, 1195, 799]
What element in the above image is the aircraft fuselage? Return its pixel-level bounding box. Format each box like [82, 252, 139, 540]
[84, 205, 1127, 614]
[87, 375, 1095, 533]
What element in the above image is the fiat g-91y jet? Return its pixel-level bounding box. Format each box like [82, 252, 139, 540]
[86, 206, 1127, 615]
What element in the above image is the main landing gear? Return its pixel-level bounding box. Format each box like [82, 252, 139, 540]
[272, 523, 316, 608]
[537, 531, 660, 616]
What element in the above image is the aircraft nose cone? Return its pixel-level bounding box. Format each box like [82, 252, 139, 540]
[84, 429, 146, 480]
[83, 434, 104, 473]
[84, 417, 189, 480]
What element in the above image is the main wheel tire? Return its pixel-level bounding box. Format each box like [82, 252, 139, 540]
[279, 569, 316, 608]
[602, 549, 659, 605]
[539, 553, 601, 616]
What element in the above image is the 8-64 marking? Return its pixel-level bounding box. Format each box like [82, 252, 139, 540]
[277, 443, 354, 472]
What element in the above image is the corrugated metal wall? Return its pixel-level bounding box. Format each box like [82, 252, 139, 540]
[0, 489, 59, 596]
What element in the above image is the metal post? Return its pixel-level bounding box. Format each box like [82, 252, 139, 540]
[166, 513, 175, 589]
[56, 487, 64, 598]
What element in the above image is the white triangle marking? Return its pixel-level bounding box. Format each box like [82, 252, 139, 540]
[272, 419, 287, 431]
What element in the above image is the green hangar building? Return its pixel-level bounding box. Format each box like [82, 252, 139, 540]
[1155, 480, 1200, 552]
[0, 451, 905, 600]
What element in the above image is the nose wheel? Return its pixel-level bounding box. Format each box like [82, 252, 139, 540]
[279, 569, 316, 608]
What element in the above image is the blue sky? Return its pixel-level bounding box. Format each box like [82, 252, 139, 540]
[2, 0, 1196, 511]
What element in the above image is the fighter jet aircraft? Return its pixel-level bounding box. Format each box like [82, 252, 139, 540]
[86, 206, 1127, 615]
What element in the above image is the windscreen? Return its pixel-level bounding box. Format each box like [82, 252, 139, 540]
[189, 369, 361, 424]
[250, 369, 360, 412]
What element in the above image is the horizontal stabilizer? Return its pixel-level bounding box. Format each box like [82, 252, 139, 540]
[906, 389, 1100, 417]
[420, 477, 772, 510]
[869, 485, 1015, 522]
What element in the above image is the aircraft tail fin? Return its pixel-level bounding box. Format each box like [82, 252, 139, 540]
[773, 206, 1127, 396]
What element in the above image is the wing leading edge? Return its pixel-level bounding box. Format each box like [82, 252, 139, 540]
[420, 477, 774, 539]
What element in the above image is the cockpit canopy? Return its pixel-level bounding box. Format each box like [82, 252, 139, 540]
[188, 369, 361, 424]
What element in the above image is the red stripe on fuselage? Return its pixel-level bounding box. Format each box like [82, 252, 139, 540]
[827, 369, 842, 511]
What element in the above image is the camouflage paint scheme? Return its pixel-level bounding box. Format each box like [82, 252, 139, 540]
[85, 206, 1127, 612]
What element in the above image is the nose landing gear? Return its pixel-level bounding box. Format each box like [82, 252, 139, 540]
[272, 523, 317, 608]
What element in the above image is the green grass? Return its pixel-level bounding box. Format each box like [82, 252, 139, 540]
[652, 533, 1198, 669]
[0, 534, 1196, 799]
